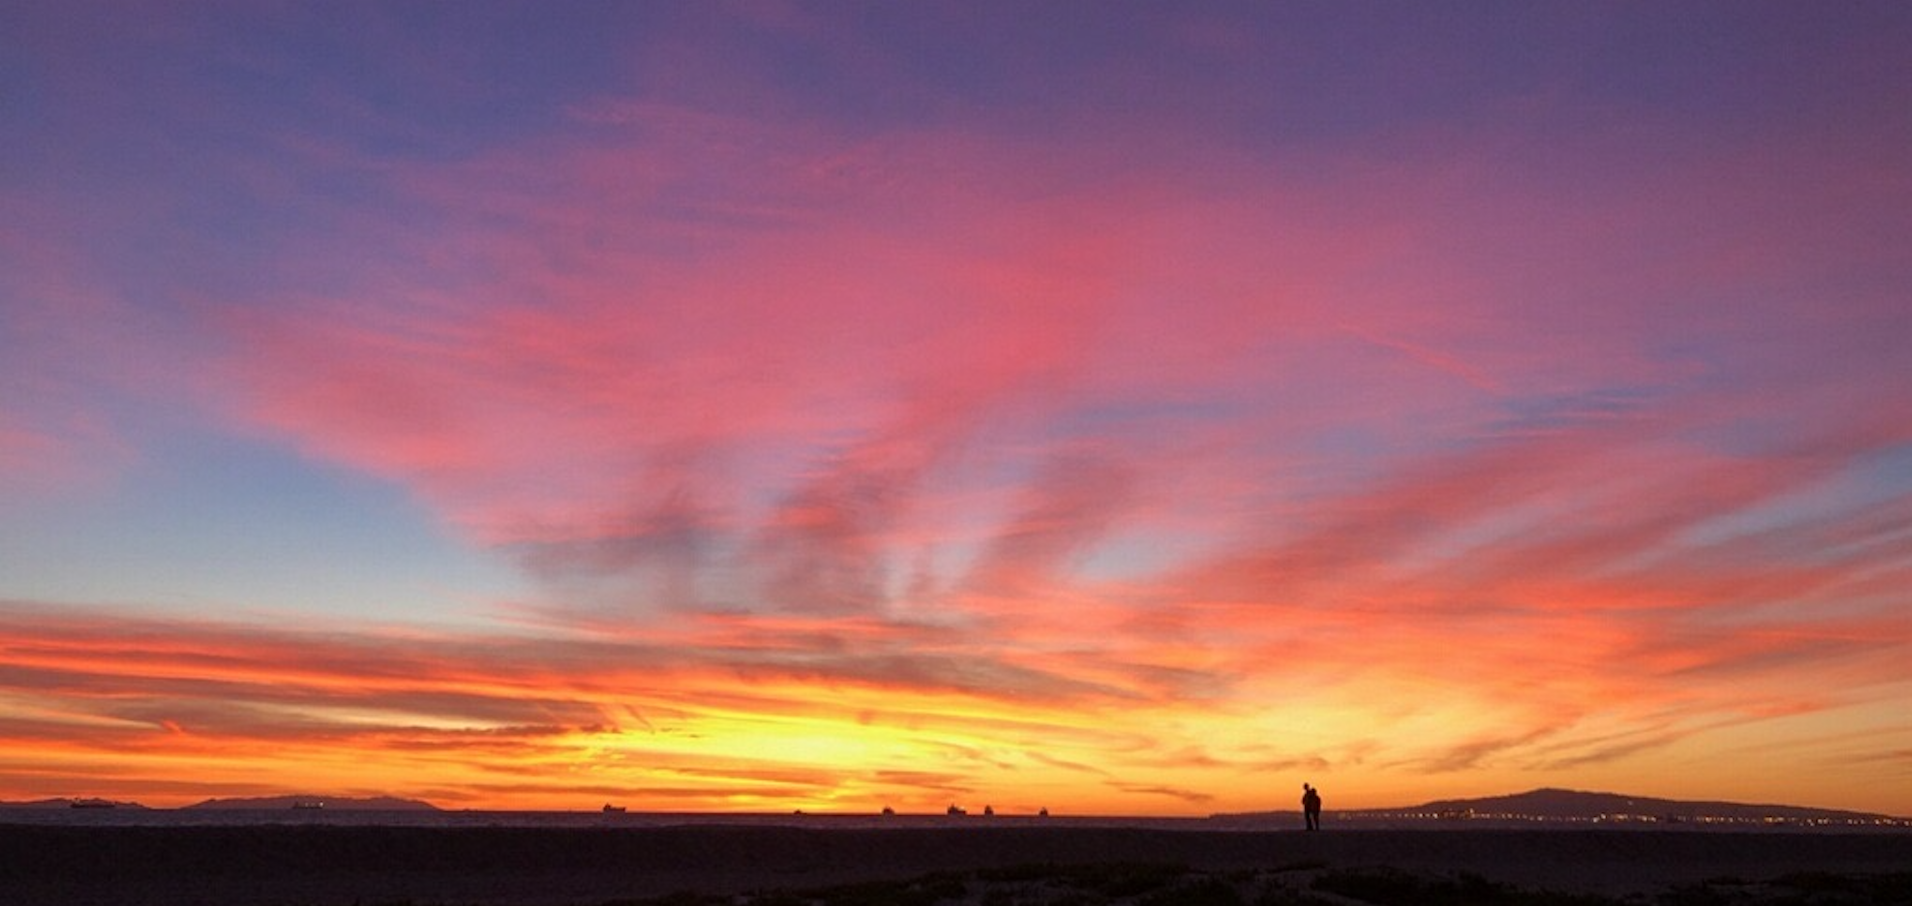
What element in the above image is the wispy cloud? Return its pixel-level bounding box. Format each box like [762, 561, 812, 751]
[4, 5, 1911, 815]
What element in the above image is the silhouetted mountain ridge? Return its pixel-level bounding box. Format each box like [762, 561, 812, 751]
[0, 797, 147, 809]
[186, 794, 438, 811]
[1213, 787, 1897, 822]
[1406, 787, 1890, 821]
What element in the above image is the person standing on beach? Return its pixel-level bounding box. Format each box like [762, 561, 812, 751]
[1302, 783, 1322, 830]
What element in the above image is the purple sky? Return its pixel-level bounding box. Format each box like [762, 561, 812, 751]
[2, 3, 1909, 814]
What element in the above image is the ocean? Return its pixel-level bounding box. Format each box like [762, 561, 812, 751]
[0, 808, 1229, 831]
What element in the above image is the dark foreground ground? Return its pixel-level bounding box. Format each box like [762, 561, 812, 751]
[2, 825, 1908, 906]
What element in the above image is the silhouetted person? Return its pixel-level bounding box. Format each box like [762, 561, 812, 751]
[1302, 783, 1322, 831]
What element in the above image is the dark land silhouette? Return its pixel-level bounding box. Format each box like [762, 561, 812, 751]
[0, 797, 148, 810]
[182, 794, 439, 811]
[1213, 786, 1904, 827]
[1, 823, 1908, 905]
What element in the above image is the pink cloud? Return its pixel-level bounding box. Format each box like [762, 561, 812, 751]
[7, 5, 1911, 817]
[99, 89, 1906, 812]
[0, 411, 110, 493]
[208, 110, 1909, 620]
[0, 201, 158, 494]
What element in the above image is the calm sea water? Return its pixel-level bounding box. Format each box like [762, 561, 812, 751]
[14, 809, 1884, 832]
[0, 808, 1234, 831]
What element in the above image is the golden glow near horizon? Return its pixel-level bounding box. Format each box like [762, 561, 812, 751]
[2, 602, 1906, 816]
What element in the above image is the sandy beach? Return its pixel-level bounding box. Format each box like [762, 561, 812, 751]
[3, 824, 1908, 905]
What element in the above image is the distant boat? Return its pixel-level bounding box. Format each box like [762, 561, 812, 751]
[1039, 807, 1049, 817]
[69, 798, 116, 809]
[982, 805, 995, 816]
[291, 801, 325, 810]
[946, 804, 966, 816]
[601, 804, 626, 814]
[881, 806, 895, 816]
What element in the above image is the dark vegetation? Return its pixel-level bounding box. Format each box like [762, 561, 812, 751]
[577, 866, 1912, 906]
[1656, 871, 1912, 906]
[5, 826, 1904, 905]
[1307, 867, 1613, 906]
[147, 866, 1912, 906]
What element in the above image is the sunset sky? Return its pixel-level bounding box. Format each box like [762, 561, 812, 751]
[3, 3, 1909, 817]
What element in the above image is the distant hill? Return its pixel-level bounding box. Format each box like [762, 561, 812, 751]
[0, 797, 146, 810]
[185, 794, 438, 811]
[1214, 787, 1899, 823]
[1407, 788, 1894, 822]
